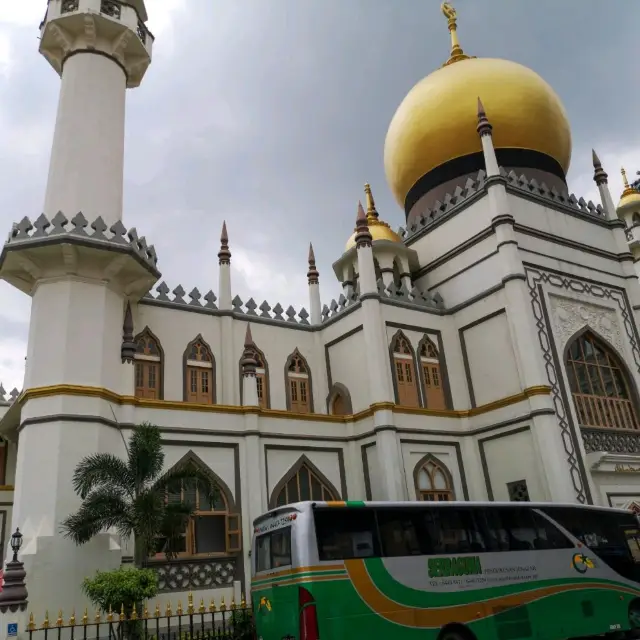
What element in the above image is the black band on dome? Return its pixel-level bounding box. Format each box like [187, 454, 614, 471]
[404, 149, 567, 217]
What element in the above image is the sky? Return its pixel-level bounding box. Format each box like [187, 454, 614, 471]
[0, 0, 637, 392]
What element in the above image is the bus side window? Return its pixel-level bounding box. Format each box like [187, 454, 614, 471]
[377, 508, 429, 557]
[422, 508, 486, 555]
[530, 511, 573, 550]
[314, 509, 380, 561]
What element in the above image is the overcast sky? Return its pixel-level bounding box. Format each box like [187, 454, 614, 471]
[0, 0, 637, 392]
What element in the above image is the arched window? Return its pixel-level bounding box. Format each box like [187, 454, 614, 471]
[286, 350, 312, 413]
[152, 453, 241, 558]
[134, 328, 162, 399]
[240, 343, 269, 409]
[271, 456, 339, 508]
[419, 337, 446, 410]
[565, 331, 639, 430]
[391, 332, 419, 407]
[327, 383, 352, 416]
[414, 455, 455, 502]
[183, 336, 215, 404]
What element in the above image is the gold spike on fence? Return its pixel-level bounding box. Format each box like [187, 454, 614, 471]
[187, 591, 194, 615]
[69, 610, 76, 627]
[241, 593, 246, 608]
[220, 596, 226, 612]
[165, 601, 172, 617]
[155, 603, 161, 618]
[231, 595, 236, 610]
[143, 602, 149, 619]
[209, 598, 216, 613]
[82, 608, 88, 626]
[119, 604, 126, 622]
[95, 609, 101, 624]
[42, 612, 50, 629]
[27, 614, 35, 632]
[56, 610, 63, 627]
[199, 598, 205, 615]
[107, 605, 114, 623]
[131, 607, 138, 621]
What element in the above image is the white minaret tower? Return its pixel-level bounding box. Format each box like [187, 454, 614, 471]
[0, 0, 158, 616]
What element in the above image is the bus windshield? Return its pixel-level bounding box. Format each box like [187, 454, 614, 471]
[541, 506, 640, 581]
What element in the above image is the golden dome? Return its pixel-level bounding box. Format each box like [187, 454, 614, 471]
[617, 168, 640, 211]
[383, 4, 572, 210]
[346, 184, 402, 251]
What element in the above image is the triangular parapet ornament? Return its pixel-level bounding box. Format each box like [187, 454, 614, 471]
[0, 212, 161, 274]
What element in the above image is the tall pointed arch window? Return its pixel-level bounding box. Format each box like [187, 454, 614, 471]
[272, 458, 339, 508]
[152, 454, 240, 558]
[286, 350, 312, 413]
[565, 332, 639, 430]
[391, 333, 419, 407]
[414, 455, 455, 502]
[240, 344, 269, 409]
[134, 329, 162, 399]
[184, 337, 215, 404]
[419, 337, 446, 410]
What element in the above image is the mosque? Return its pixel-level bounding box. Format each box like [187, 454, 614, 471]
[0, 0, 639, 617]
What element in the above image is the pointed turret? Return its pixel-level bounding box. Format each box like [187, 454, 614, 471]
[307, 243, 322, 325]
[307, 243, 319, 285]
[218, 220, 232, 310]
[589, 150, 616, 220]
[241, 324, 257, 375]
[592, 149, 608, 186]
[120, 301, 136, 364]
[476, 97, 499, 177]
[354, 201, 372, 248]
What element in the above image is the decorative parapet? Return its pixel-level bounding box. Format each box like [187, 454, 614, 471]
[0, 384, 20, 406]
[143, 281, 312, 326]
[148, 557, 236, 593]
[377, 279, 444, 310]
[1, 212, 160, 273]
[402, 170, 487, 241]
[582, 427, 640, 455]
[502, 169, 606, 219]
[321, 288, 360, 323]
[403, 167, 608, 242]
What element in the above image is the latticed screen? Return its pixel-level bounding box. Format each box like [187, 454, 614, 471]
[566, 333, 639, 430]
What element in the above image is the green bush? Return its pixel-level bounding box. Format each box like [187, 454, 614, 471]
[82, 566, 158, 616]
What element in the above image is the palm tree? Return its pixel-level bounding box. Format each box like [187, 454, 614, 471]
[61, 422, 218, 566]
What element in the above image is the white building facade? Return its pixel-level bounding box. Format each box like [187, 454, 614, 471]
[0, 0, 640, 617]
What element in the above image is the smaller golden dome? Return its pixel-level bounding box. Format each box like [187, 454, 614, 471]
[345, 184, 403, 251]
[617, 168, 640, 211]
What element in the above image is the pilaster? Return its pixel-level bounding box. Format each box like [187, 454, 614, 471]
[478, 98, 578, 503]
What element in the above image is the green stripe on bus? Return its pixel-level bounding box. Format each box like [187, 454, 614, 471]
[252, 569, 348, 587]
[345, 500, 366, 507]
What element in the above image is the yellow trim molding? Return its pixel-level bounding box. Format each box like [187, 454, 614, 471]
[0, 485, 14, 491]
[18, 384, 551, 422]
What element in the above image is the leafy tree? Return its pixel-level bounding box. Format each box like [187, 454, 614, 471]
[61, 422, 218, 566]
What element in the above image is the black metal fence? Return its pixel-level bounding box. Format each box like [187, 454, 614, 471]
[27, 597, 254, 640]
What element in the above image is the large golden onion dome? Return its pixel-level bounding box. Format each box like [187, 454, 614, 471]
[617, 168, 640, 212]
[384, 2, 572, 212]
[346, 184, 402, 250]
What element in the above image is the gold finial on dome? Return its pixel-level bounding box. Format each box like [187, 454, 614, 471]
[621, 167, 638, 197]
[364, 183, 379, 220]
[441, 2, 473, 66]
[617, 167, 640, 211]
[345, 186, 402, 251]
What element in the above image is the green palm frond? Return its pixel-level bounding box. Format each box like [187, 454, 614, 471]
[157, 502, 193, 560]
[72, 453, 134, 499]
[131, 488, 166, 548]
[60, 488, 133, 544]
[128, 422, 165, 487]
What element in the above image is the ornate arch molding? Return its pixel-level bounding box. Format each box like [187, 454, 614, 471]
[388, 329, 420, 406]
[238, 341, 270, 407]
[165, 449, 236, 510]
[563, 325, 640, 427]
[412, 453, 455, 501]
[326, 382, 353, 415]
[284, 348, 314, 412]
[134, 326, 165, 400]
[268, 454, 341, 509]
[416, 333, 452, 409]
[182, 334, 216, 403]
[523, 266, 640, 504]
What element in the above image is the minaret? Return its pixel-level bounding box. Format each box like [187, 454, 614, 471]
[307, 243, 322, 325]
[0, 0, 159, 615]
[240, 324, 259, 407]
[218, 221, 232, 310]
[40, 0, 153, 225]
[592, 150, 616, 218]
[477, 100, 588, 503]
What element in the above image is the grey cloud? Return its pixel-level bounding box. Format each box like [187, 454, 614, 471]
[0, 1, 638, 364]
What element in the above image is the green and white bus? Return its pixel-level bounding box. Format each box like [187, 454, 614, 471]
[251, 500, 640, 640]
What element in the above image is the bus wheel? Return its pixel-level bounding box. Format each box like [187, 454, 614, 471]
[438, 623, 476, 640]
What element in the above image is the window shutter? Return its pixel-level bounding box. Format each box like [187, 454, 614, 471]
[226, 514, 242, 552]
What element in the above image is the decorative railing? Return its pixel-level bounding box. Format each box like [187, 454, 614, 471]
[582, 427, 640, 455]
[0, 384, 20, 405]
[26, 595, 253, 640]
[100, 0, 122, 19]
[376, 278, 444, 310]
[61, 0, 79, 13]
[148, 557, 237, 593]
[572, 393, 638, 431]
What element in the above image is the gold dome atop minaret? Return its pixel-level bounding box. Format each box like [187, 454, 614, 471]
[617, 168, 640, 211]
[384, 2, 572, 214]
[346, 184, 402, 251]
